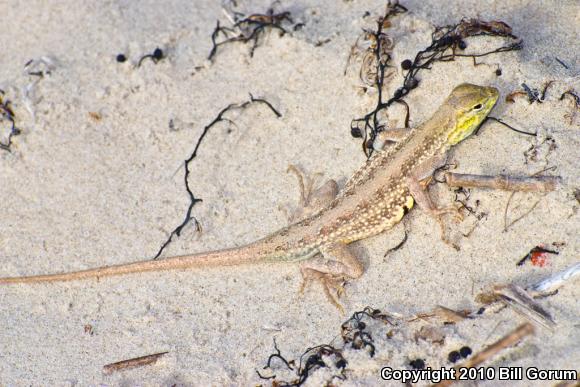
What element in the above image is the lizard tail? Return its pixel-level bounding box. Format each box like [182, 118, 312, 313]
[0, 243, 271, 284]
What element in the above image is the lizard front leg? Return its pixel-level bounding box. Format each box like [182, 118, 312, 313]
[406, 153, 463, 248]
[299, 243, 364, 313]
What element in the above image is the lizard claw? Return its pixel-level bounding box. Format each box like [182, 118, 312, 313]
[299, 267, 347, 314]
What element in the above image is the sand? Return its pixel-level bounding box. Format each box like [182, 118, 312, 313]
[0, 0, 578, 385]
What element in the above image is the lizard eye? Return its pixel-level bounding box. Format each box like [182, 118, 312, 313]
[472, 103, 483, 111]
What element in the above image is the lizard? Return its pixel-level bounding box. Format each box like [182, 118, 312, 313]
[0, 83, 499, 308]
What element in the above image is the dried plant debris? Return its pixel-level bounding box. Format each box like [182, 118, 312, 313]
[0, 91, 21, 152]
[506, 81, 554, 104]
[209, 6, 296, 60]
[341, 307, 395, 357]
[344, 3, 405, 86]
[138, 47, 165, 67]
[258, 308, 394, 385]
[24, 56, 57, 78]
[560, 90, 580, 125]
[526, 262, 580, 297]
[493, 284, 556, 330]
[410, 305, 471, 325]
[524, 136, 557, 164]
[452, 187, 487, 221]
[258, 340, 347, 386]
[527, 262, 580, 297]
[153, 95, 281, 259]
[445, 173, 560, 193]
[103, 351, 168, 374]
[258, 294, 549, 385]
[501, 167, 559, 232]
[505, 83, 579, 125]
[475, 270, 574, 331]
[350, 8, 521, 156]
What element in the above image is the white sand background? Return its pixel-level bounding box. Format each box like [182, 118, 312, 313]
[0, 0, 578, 385]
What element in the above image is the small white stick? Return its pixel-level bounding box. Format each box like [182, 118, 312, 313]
[527, 262, 580, 296]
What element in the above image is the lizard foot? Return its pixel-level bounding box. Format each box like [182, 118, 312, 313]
[433, 203, 464, 223]
[300, 266, 347, 314]
[298, 243, 364, 313]
[286, 165, 338, 222]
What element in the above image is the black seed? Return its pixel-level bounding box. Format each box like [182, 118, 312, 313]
[437, 36, 453, 47]
[458, 40, 467, 50]
[405, 77, 418, 89]
[153, 48, 164, 60]
[410, 359, 425, 369]
[459, 346, 472, 358]
[495, 69, 502, 76]
[448, 351, 461, 363]
[116, 54, 127, 63]
[401, 59, 412, 70]
[351, 127, 362, 138]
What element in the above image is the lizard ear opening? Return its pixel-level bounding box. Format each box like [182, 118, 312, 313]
[472, 103, 483, 111]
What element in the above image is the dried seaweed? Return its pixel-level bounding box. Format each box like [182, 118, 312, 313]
[209, 8, 294, 60]
[0, 91, 21, 152]
[258, 307, 394, 385]
[341, 307, 394, 357]
[153, 94, 281, 259]
[259, 342, 346, 386]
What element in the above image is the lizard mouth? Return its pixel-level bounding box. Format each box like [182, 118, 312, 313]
[486, 86, 500, 102]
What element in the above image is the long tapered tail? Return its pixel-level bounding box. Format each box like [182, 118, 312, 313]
[0, 243, 271, 284]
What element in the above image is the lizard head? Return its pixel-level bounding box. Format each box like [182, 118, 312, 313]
[445, 83, 499, 146]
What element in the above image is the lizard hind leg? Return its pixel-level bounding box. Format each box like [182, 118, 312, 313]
[299, 243, 364, 313]
[286, 164, 339, 222]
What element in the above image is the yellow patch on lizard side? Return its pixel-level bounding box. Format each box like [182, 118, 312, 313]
[405, 195, 414, 210]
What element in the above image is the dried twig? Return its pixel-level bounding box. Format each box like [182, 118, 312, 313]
[527, 262, 580, 297]
[493, 284, 555, 330]
[444, 173, 560, 192]
[503, 190, 545, 232]
[103, 351, 168, 374]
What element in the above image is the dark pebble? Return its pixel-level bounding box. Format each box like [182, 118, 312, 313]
[409, 359, 426, 369]
[401, 59, 413, 70]
[459, 346, 472, 358]
[152, 48, 164, 60]
[448, 351, 461, 363]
